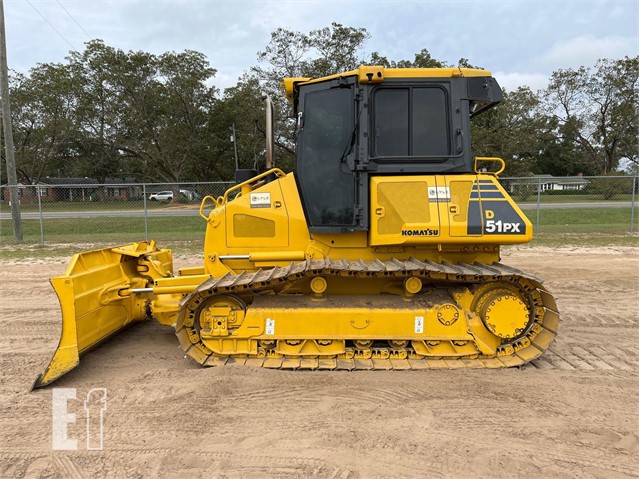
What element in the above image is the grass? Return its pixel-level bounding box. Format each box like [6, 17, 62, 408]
[522, 206, 637, 236]
[517, 193, 634, 204]
[519, 206, 639, 247]
[0, 216, 205, 244]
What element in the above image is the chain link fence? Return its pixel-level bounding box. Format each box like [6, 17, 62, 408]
[0, 181, 233, 244]
[500, 175, 638, 238]
[0, 176, 637, 245]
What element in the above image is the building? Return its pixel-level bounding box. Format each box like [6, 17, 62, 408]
[504, 174, 590, 194]
[1, 177, 143, 203]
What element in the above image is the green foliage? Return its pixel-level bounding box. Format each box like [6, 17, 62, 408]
[11, 40, 219, 187]
[541, 189, 590, 196]
[369, 48, 446, 68]
[471, 55, 639, 176]
[584, 175, 634, 200]
[199, 77, 270, 179]
[471, 87, 547, 176]
[544, 57, 639, 174]
[10, 64, 78, 183]
[249, 23, 371, 170]
[254, 23, 370, 81]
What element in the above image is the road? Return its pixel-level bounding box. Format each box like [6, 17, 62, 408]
[0, 201, 634, 220]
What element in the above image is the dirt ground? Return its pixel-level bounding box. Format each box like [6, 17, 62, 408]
[0, 246, 638, 479]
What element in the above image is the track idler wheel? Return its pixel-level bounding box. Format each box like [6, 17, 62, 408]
[195, 295, 246, 339]
[473, 284, 532, 340]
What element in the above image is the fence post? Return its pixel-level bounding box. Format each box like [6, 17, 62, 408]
[535, 177, 541, 236]
[631, 176, 637, 236]
[143, 184, 149, 242]
[37, 186, 44, 244]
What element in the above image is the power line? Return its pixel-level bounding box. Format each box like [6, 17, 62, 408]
[25, 0, 77, 51]
[55, 0, 91, 40]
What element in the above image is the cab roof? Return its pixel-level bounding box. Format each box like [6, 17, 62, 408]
[282, 65, 493, 101]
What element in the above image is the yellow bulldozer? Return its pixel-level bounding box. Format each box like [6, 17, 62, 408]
[33, 66, 559, 388]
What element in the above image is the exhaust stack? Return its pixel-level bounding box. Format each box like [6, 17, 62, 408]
[263, 93, 274, 170]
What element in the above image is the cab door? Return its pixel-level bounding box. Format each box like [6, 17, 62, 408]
[295, 78, 359, 232]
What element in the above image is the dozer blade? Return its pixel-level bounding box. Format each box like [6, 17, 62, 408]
[32, 241, 172, 389]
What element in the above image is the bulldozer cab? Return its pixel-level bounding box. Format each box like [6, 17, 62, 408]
[290, 67, 502, 234]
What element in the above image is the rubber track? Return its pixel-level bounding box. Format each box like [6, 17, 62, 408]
[175, 258, 560, 370]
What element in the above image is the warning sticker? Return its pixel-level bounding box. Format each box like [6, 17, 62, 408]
[414, 316, 424, 334]
[265, 318, 275, 335]
[428, 186, 450, 202]
[250, 192, 271, 208]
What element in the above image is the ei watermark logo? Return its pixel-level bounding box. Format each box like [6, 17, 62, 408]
[52, 388, 107, 450]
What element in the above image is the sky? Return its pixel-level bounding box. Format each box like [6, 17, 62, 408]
[3, 0, 638, 93]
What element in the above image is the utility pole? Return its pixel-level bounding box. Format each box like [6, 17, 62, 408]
[0, 0, 22, 241]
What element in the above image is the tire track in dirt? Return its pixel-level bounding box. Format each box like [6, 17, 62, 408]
[533, 343, 638, 370]
[0, 450, 357, 479]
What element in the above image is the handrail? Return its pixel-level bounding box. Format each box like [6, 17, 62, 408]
[199, 195, 222, 221]
[221, 168, 286, 204]
[198, 168, 286, 221]
[474, 157, 506, 176]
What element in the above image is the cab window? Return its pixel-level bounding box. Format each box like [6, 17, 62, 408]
[373, 87, 451, 158]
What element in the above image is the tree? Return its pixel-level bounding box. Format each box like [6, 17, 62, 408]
[532, 115, 600, 176]
[187, 76, 267, 182]
[471, 87, 548, 175]
[67, 41, 218, 188]
[134, 49, 217, 185]
[369, 48, 446, 68]
[10, 40, 221, 190]
[66, 40, 133, 182]
[544, 56, 639, 174]
[10, 65, 77, 184]
[305, 23, 371, 78]
[71, 42, 220, 186]
[250, 23, 371, 170]
[254, 23, 370, 82]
